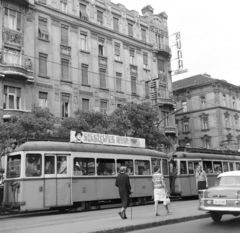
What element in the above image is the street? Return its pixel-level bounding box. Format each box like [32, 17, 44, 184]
[131, 215, 240, 233]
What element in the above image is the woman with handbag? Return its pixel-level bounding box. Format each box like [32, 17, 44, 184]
[152, 165, 172, 216]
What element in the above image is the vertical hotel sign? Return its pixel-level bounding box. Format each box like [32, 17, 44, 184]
[70, 131, 145, 148]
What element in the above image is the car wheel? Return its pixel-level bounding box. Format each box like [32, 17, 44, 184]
[210, 212, 222, 222]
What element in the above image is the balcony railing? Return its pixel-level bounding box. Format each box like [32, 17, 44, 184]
[164, 126, 176, 134]
[153, 43, 171, 57]
[98, 56, 108, 68]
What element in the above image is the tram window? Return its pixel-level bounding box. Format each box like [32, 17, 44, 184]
[223, 162, 229, 172]
[162, 159, 168, 175]
[151, 158, 161, 174]
[203, 161, 213, 173]
[180, 161, 187, 174]
[188, 162, 194, 174]
[74, 158, 95, 176]
[57, 156, 67, 174]
[135, 160, 150, 175]
[97, 158, 115, 175]
[26, 154, 42, 177]
[236, 162, 240, 171]
[7, 155, 21, 178]
[45, 156, 55, 174]
[213, 161, 222, 174]
[117, 159, 134, 175]
[229, 162, 234, 171]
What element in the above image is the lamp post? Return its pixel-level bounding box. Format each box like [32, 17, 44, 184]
[156, 107, 184, 128]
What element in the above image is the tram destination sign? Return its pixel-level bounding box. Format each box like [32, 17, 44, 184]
[70, 131, 146, 148]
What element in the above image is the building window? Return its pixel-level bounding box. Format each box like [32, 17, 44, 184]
[145, 82, 150, 99]
[61, 59, 69, 81]
[202, 119, 209, 130]
[141, 28, 146, 42]
[225, 115, 230, 127]
[39, 53, 47, 77]
[98, 38, 104, 56]
[128, 23, 133, 37]
[223, 94, 226, 107]
[4, 8, 21, 31]
[157, 59, 164, 73]
[143, 52, 148, 69]
[202, 135, 211, 149]
[39, 0, 46, 4]
[155, 33, 164, 46]
[182, 101, 187, 112]
[200, 96, 206, 108]
[233, 97, 236, 109]
[82, 99, 89, 111]
[116, 72, 122, 92]
[39, 92, 48, 108]
[114, 43, 121, 61]
[162, 111, 169, 127]
[100, 100, 108, 114]
[113, 17, 119, 31]
[3, 48, 21, 66]
[183, 121, 189, 132]
[79, 3, 88, 20]
[159, 85, 168, 98]
[131, 77, 137, 94]
[99, 69, 106, 88]
[61, 25, 68, 45]
[38, 17, 49, 41]
[61, 0, 68, 13]
[97, 11, 103, 26]
[129, 49, 135, 65]
[80, 32, 87, 51]
[61, 93, 70, 117]
[81, 64, 88, 85]
[3, 86, 21, 110]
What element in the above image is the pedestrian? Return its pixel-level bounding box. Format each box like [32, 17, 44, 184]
[115, 166, 132, 219]
[196, 164, 208, 198]
[169, 162, 177, 194]
[152, 165, 172, 216]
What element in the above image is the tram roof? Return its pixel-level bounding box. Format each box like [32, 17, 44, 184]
[11, 141, 167, 158]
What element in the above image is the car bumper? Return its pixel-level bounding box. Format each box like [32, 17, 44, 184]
[199, 206, 240, 212]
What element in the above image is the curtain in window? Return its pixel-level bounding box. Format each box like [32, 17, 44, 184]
[80, 4, 88, 19]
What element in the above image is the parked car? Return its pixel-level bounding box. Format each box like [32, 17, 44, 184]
[198, 171, 240, 222]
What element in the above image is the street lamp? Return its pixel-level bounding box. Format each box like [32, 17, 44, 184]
[156, 107, 184, 128]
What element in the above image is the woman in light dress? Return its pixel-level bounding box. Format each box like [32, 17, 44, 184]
[152, 165, 172, 216]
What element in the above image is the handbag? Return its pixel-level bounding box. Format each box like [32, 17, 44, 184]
[163, 197, 171, 205]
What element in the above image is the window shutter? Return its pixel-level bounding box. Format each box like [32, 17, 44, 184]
[99, 70, 106, 88]
[115, 43, 120, 55]
[82, 99, 89, 110]
[82, 65, 88, 85]
[113, 18, 119, 31]
[61, 26, 68, 45]
[61, 60, 69, 80]
[131, 77, 136, 93]
[143, 53, 148, 64]
[97, 11, 103, 22]
[39, 92, 47, 99]
[128, 23, 133, 36]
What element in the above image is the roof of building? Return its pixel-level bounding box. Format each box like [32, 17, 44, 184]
[172, 74, 216, 90]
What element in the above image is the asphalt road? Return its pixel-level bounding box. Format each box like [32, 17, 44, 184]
[130, 215, 240, 233]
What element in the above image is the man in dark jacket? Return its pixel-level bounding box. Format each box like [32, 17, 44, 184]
[115, 166, 132, 219]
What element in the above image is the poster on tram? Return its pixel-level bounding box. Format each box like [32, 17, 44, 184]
[70, 131, 145, 148]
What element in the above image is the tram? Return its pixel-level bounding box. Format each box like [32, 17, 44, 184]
[1, 138, 169, 212]
[169, 147, 240, 197]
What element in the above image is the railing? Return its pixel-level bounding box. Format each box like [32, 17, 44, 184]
[98, 56, 108, 68]
[153, 43, 171, 56]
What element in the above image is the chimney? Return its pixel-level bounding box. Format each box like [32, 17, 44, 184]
[141, 5, 154, 17]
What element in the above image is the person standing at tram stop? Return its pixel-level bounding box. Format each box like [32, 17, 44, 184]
[115, 166, 133, 220]
[152, 165, 172, 216]
[196, 164, 208, 198]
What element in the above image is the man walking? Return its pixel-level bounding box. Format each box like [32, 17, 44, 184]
[115, 166, 132, 219]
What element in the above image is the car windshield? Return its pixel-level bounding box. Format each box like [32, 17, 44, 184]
[215, 176, 240, 186]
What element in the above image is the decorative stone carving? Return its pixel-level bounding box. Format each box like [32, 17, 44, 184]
[25, 59, 32, 70]
[60, 45, 71, 57]
[3, 29, 23, 46]
[26, 8, 34, 22]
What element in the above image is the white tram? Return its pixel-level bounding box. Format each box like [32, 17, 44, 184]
[2, 141, 169, 211]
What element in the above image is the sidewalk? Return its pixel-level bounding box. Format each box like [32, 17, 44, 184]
[0, 200, 210, 233]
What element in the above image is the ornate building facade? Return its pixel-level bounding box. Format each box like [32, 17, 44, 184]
[0, 0, 175, 136]
[173, 74, 240, 151]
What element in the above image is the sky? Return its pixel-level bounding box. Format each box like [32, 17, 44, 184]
[112, 0, 240, 86]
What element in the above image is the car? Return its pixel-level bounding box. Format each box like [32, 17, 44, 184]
[198, 171, 240, 222]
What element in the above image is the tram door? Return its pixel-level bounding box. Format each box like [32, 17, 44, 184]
[188, 160, 201, 195]
[44, 154, 71, 207]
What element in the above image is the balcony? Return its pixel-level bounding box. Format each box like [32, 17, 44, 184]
[98, 56, 108, 68]
[164, 126, 176, 135]
[157, 91, 175, 107]
[153, 43, 171, 57]
[130, 65, 138, 76]
[60, 45, 71, 57]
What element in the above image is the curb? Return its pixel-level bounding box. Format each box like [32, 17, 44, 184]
[89, 213, 210, 233]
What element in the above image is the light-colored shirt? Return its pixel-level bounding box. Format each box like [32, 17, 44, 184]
[196, 170, 207, 181]
[58, 161, 67, 174]
[152, 172, 165, 189]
